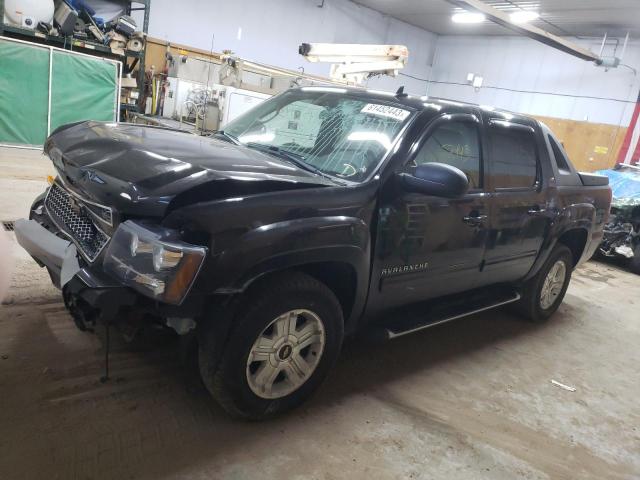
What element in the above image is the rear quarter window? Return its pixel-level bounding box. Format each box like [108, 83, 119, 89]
[548, 134, 573, 173]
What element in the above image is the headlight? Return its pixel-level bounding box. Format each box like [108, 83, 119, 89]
[103, 221, 207, 304]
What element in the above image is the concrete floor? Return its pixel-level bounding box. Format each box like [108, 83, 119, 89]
[0, 147, 639, 480]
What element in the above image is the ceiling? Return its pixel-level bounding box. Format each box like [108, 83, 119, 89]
[353, 0, 640, 38]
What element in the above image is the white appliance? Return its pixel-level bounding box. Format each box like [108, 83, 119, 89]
[162, 78, 206, 121]
[162, 80, 270, 129]
[221, 86, 271, 126]
[3, 0, 54, 28]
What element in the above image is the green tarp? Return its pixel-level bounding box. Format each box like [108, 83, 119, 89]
[50, 51, 117, 132]
[0, 40, 50, 145]
[0, 38, 119, 146]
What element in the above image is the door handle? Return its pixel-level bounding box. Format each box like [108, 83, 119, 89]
[527, 206, 547, 215]
[463, 214, 487, 226]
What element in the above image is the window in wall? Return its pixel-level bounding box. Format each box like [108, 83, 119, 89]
[412, 121, 482, 189]
[488, 124, 538, 189]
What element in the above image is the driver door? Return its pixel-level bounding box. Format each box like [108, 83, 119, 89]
[371, 112, 491, 310]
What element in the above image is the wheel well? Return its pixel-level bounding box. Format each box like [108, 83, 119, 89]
[557, 229, 588, 266]
[245, 262, 358, 321]
[296, 262, 358, 320]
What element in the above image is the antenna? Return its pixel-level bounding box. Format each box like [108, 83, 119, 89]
[395, 86, 407, 97]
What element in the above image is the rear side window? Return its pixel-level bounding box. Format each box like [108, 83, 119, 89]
[488, 124, 538, 189]
[548, 134, 572, 172]
[413, 121, 482, 189]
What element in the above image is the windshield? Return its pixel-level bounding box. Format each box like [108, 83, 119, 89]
[222, 88, 414, 182]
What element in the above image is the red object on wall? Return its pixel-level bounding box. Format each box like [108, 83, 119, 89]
[617, 91, 640, 165]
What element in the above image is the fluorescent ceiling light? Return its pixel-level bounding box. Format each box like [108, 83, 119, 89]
[452, 12, 485, 24]
[510, 11, 539, 23]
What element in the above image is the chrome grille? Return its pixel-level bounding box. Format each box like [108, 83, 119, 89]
[45, 183, 111, 262]
[84, 200, 113, 226]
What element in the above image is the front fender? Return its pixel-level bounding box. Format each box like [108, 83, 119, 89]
[215, 215, 370, 291]
[203, 215, 371, 329]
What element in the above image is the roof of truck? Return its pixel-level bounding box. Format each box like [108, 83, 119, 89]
[294, 85, 532, 125]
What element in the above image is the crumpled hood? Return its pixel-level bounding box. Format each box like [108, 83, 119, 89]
[45, 121, 336, 217]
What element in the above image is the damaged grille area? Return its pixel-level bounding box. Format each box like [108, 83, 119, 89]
[45, 183, 111, 262]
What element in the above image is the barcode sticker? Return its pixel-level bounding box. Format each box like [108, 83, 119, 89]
[361, 104, 410, 121]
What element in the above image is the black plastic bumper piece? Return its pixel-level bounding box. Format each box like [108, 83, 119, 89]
[67, 267, 208, 321]
[65, 268, 137, 323]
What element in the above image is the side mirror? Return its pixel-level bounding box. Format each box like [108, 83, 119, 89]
[399, 163, 469, 198]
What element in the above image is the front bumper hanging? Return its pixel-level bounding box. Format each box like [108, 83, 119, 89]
[14, 219, 80, 288]
[14, 218, 137, 321]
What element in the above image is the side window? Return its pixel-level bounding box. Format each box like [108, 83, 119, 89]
[488, 124, 538, 189]
[548, 134, 572, 172]
[413, 121, 481, 189]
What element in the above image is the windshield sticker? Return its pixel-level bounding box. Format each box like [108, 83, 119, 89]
[361, 104, 410, 121]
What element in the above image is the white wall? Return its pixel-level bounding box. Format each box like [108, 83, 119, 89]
[427, 36, 640, 126]
[144, 0, 437, 95]
[144, 2, 640, 127]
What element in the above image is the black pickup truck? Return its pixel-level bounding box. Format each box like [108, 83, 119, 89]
[16, 86, 611, 419]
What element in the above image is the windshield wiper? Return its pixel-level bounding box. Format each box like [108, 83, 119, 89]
[245, 142, 326, 176]
[212, 130, 241, 145]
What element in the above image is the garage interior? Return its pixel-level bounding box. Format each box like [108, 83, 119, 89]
[1, 0, 639, 479]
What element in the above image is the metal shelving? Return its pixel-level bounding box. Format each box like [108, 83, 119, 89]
[0, 0, 150, 117]
[125, 0, 150, 117]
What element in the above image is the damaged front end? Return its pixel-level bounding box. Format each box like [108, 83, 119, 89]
[596, 166, 640, 273]
[16, 118, 345, 361]
[599, 199, 640, 259]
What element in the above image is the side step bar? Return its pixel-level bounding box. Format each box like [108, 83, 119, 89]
[384, 291, 521, 340]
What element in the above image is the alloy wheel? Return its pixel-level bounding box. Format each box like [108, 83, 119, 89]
[246, 309, 325, 399]
[540, 260, 567, 310]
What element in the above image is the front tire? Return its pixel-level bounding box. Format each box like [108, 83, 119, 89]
[199, 272, 344, 420]
[516, 244, 573, 323]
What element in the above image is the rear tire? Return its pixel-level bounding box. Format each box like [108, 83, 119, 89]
[516, 245, 573, 323]
[199, 272, 344, 420]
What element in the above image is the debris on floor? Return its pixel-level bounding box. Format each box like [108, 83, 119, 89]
[551, 379, 577, 392]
